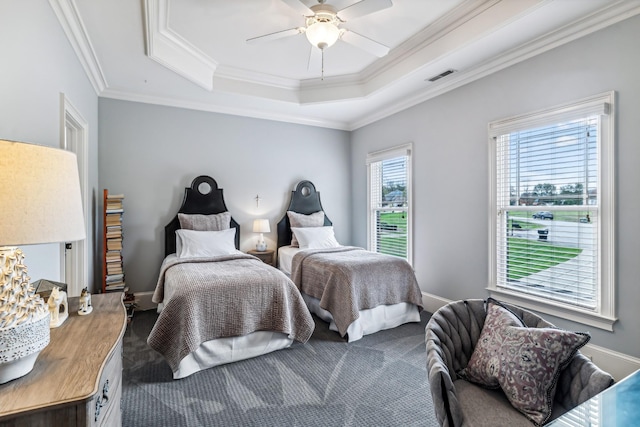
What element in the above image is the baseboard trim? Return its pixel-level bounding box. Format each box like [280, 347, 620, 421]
[580, 342, 640, 381]
[421, 292, 450, 315]
[421, 292, 640, 381]
[133, 291, 157, 311]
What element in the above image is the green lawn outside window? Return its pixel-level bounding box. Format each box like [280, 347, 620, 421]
[507, 237, 582, 280]
[377, 211, 407, 258]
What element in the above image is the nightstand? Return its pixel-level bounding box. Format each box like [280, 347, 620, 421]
[247, 249, 275, 267]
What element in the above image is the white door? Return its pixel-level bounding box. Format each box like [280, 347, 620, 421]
[60, 94, 89, 297]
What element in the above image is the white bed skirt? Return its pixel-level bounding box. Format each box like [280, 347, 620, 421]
[156, 303, 294, 379]
[173, 331, 294, 379]
[301, 293, 420, 343]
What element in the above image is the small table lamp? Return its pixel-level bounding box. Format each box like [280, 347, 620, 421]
[0, 140, 86, 383]
[252, 219, 270, 252]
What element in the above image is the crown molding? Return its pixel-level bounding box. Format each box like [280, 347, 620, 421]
[350, 0, 640, 130]
[55, 0, 640, 131]
[48, 0, 107, 94]
[100, 88, 351, 131]
[214, 65, 301, 91]
[144, 0, 218, 91]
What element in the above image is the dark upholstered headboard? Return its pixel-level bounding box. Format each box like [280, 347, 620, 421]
[164, 175, 240, 256]
[276, 180, 332, 249]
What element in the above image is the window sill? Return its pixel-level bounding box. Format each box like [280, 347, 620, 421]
[487, 287, 617, 331]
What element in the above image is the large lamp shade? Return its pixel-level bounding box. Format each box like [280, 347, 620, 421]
[0, 140, 86, 245]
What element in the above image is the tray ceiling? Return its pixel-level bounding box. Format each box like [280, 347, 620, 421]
[52, 0, 640, 130]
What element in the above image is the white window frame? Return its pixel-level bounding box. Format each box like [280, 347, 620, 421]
[488, 92, 616, 331]
[366, 143, 413, 264]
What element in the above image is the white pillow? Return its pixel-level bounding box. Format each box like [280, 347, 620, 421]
[287, 210, 325, 247]
[175, 228, 236, 258]
[291, 226, 340, 249]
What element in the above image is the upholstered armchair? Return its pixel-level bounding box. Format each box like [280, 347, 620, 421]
[425, 299, 614, 427]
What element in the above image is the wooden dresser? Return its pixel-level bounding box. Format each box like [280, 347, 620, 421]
[0, 293, 127, 427]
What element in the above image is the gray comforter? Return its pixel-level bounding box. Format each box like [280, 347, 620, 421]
[290, 246, 423, 337]
[148, 253, 314, 372]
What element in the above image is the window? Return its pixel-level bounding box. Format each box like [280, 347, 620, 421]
[489, 92, 615, 330]
[367, 143, 412, 262]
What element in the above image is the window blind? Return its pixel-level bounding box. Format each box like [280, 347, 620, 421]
[495, 116, 599, 309]
[367, 144, 411, 261]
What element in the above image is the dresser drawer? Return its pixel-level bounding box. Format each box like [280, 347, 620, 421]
[89, 340, 123, 427]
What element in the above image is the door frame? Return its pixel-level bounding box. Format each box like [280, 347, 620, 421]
[60, 93, 89, 297]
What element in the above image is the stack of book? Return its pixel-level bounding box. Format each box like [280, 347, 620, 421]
[104, 192, 126, 292]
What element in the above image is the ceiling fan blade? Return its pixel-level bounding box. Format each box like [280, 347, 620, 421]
[337, 0, 393, 21]
[340, 30, 389, 57]
[281, 0, 314, 16]
[307, 46, 322, 71]
[247, 27, 303, 45]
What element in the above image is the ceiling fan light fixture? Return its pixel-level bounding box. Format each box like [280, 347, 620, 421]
[305, 21, 340, 50]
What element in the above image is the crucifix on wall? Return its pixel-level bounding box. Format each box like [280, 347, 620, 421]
[255, 194, 261, 208]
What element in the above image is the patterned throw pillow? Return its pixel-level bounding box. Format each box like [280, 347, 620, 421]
[459, 299, 590, 426]
[286, 210, 325, 247]
[178, 212, 231, 231]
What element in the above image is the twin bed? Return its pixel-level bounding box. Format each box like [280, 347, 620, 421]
[276, 180, 423, 342]
[148, 176, 423, 379]
[147, 176, 314, 379]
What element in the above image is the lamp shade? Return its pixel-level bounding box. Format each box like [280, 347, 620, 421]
[252, 219, 270, 233]
[0, 140, 86, 246]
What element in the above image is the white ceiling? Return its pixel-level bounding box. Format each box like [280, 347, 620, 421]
[51, 0, 640, 130]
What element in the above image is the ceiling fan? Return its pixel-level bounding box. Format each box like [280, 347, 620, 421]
[247, 0, 393, 78]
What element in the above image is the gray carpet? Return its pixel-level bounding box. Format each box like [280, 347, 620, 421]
[121, 309, 439, 427]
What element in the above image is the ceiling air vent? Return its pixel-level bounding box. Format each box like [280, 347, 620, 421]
[426, 69, 456, 82]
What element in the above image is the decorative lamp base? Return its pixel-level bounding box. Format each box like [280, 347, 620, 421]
[0, 352, 40, 384]
[0, 313, 50, 384]
[256, 233, 267, 252]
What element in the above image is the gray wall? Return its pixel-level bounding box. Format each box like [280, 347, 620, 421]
[98, 99, 351, 293]
[350, 15, 640, 357]
[0, 1, 99, 288]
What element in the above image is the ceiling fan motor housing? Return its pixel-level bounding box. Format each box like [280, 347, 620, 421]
[305, 4, 342, 49]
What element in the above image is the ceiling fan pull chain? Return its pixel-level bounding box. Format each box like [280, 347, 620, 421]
[321, 48, 325, 80]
